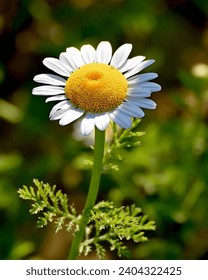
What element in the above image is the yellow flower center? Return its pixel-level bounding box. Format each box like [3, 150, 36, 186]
[65, 63, 127, 113]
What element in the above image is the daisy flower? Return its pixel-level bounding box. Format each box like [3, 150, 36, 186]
[33, 41, 161, 136]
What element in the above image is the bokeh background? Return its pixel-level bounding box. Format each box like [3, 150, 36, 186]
[1, 0, 208, 260]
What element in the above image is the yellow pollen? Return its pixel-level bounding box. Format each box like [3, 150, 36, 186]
[65, 63, 127, 113]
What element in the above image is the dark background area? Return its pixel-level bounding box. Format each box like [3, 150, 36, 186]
[0, 0, 208, 259]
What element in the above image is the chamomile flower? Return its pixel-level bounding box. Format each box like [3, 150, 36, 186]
[33, 41, 161, 136]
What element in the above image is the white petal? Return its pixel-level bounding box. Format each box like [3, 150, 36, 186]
[50, 107, 70, 120]
[59, 52, 76, 71]
[43, 57, 71, 77]
[32, 85, 65, 96]
[59, 108, 84, 126]
[127, 73, 158, 84]
[45, 95, 67, 103]
[118, 102, 144, 118]
[33, 74, 66, 86]
[109, 109, 132, 129]
[96, 41, 112, 64]
[127, 87, 151, 97]
[127, 97, 157, 109]
[80, 113, 95, 136]
[94, 113, 110, 131]
[119, 56, 146, 73]
[81, 44, 96, 64]
[110, 43, 132, 68]
[127, 85, 152, 96]
[139, 82, 161, 92]
[125, 60, 155, 78]
[66, 47, 85, 68]
[49, 100, 72, 118]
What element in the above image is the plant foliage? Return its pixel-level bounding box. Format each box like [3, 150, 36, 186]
[18, 179, 155, 259]
[18, 179, 79, 233]
[104, 120, 145, 171]
[81, 201, 156, 259]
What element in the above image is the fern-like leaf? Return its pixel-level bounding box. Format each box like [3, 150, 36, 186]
[104, 120, 144, 171]
[81, 201, 156, 259]
[18, 179, 78, 233]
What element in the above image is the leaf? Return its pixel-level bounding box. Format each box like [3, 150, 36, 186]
[18, 180, 156, 259]
[103, 120, 145, 171]
[80, 201, 156, 259]
[18, 179, 78, 233]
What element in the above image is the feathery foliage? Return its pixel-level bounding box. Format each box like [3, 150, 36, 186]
[81, 201, 156, 259]
[18, 179, 79, 233]
[104, 119, 145, 171]
[18, 179, 155, 259]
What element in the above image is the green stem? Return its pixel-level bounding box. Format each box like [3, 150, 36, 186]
[68, 128, 105, 260]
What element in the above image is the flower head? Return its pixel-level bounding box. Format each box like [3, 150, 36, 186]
[33, 41, 161, 136]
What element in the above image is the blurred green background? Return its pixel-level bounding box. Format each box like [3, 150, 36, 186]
[0, 0, 208, 260]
